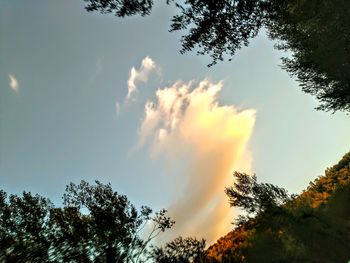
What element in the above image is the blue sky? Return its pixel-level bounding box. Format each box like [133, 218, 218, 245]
[1, 0, 349, 243]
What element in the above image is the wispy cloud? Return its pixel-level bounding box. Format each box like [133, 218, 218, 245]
[9, 74, 19, 93]
[115, 57, 157, 118]
[138, 79, 256, 244]
[87, 58, 103, 87]
[115, 101, 121, 116]
[127, 56, 156, 102]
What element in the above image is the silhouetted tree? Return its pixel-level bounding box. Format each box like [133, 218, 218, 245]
[0, 181, 174, 263]
[0, 191, 52, 262]
[82, 0, 350, 112]
[225, 172, 292, 227]
[84, 0, 154, 17]
[266, 0, 350, 112]
[150, 236, 207, 263]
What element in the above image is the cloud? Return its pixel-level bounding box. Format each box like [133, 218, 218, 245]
[138, 79, 256, 244]
[127, 56, 156, 101]
[87, 58, 103, 87]
[9, 74, 19, 93]
[115, 101, 121, 116]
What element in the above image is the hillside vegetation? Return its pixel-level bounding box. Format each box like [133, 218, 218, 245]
[206, 152, 350, 263]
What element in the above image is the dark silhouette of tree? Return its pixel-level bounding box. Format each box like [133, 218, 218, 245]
[82, 0, 350, 112]
[84, 0, 154, 17]
[150, 236, 207, 263]
[0, 181, 174, 263]
[225, 172, 292, 226]
[266, 0, 350, 112]
[0, 191, 52, 262]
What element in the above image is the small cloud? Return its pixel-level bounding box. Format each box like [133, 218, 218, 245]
[87, 58, 103, 86]
[9, 74, 19, 93]
[115, 101, 121, 116]
[126, 56, 156, 102]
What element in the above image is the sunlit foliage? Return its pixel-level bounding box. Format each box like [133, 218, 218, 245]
[207, 151, 350, 263]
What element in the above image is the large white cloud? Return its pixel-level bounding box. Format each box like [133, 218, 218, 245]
[138, 79, 256, 244]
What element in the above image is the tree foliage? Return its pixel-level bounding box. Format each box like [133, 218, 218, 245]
[84, 0, 154, 17]
[0, 181, 174, 263]
[2, 157, 350, 262]
[225, 172, 292, 226]
[82, 0, 350, 112]
[266, 0, 350, 112]
[151, 236, 207, 263]
[208, 152, 350, 263]
[0, 191, 52, 262]
[168, 0, 269, 67]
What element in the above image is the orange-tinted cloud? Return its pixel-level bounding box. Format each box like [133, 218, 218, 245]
[138, 79, 256, 244]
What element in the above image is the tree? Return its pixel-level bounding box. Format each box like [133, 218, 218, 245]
[0, 191, 52, 263]
[225, 172, 292, 226]
[217, 154, 350, 263]
[266, 0, 350, 112]
[150, 236, 207, 263]
[82, 0, 350, 113]
[221, 172, 298, 263]
[0, 181, 174, 263]
[84, 0, 154, 17]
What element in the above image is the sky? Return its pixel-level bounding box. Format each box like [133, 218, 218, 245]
[1, 0, 350, 245]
